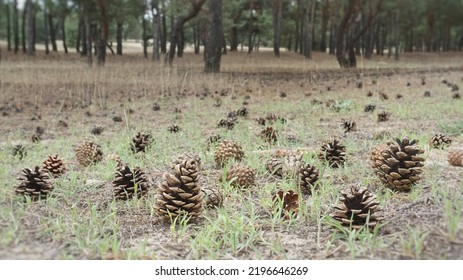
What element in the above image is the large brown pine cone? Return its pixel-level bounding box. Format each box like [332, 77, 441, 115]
[201, 187, 223, 208]
[330, 186, 383, 229]
[298, 163, 320, 194]
[112, 165, 149, 200]
[15, 166, 53, 201]
[224, 163, 256, 187]
[76, 141, 103, 166]
[448, 149, 463, 167]
[130, 132, 153, 153]
[155, 159, 203, 220]
[42, 154, 67, 177]
[272, 190, 299, 219]
[214, 140, 244, 167]
[318, 139, 346, 168]
[370, 143, 388, 169]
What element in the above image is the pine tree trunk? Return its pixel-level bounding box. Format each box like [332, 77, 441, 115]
[13, 0, 19, 53]
[76, 18, 82, 53]
[86, 19, 92, 66]
[48, 15, 57, 51]
[394, 10, 399, 60]
[160, 1, 167, 54]
[248, 0, 254, 54]
[7, 2, 11, 51]
[273, 0, 282, 57]
[204, 0, 222, 73]
[80, 19, 87, 56]
[142, 18, 148, 58]
[26, 0, 34, 56]
[177, 27, 184, 57]
[116, 21, 123, 55]
[44, 7, 49, 54]
[21, 6, 26, 53]
[329, 14, 336, 55]
[294, 0, 300, 53]
[320, 0, 329, 53]
[375, 18, 381, 55]
[426, 10, 434, 52]
[152, 0, 160, 61]
[222, 33, 227, 54]
[62, 17, 68, 54]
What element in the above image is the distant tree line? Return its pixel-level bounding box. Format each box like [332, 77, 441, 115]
[0, 0, 462, 71]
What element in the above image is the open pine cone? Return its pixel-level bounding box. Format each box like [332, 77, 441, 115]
[214, 140, 244, 167]
[172, 153, 201, 170]
[298, 163, 320, 194]
[201, 186, 223, 208]
[15, 166, 53, 201]
[330, 186, 383, 229]
[42, 155, 67, 177]
[130, 132, 153, 153]
[259, 127, 278, 144]
[318, 139, 346, 168]
[272, 190, 299, 219]
[155, 159, 203, 221]
[429, 133, 452, 149]
[76, 141, 103, 167]
[374, 138, 425, 191]
[112, 165, 149, 200]
[224, 163, 256, 188]
[370, 143, 388, 169]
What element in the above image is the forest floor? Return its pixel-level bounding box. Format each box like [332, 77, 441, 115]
[0, 49, 462, 259]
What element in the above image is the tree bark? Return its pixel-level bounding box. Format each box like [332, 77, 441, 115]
[61, 17, 68, 54]
[329, 13, 336, 55]
[304, 0, 315, 59]
[6, 1, 11, 51]
[80, 18, 87, 56]
[48, 15, 57, 51]
[21, 5, 26, 53]
[177, 27, 184, 57]
[13, 0, 19, 53]
[97, 0, 108, 65]
[193, 20, 200, 54]
[394, 10, 399, 60]
[426, 10, 434, 52]
[273, 0, 282, 57]
[160, 0, 167, 54]
[230, 11, 240, 51]
[204, 0, 222, 73]
[248, 0, 254, 54]
[152, 0, 160, 61]
[320, 0, 329, 53]
[76, 18, 82, 53]
[86, 18, 92, 66]
[167, 0, 206, 65]
[116, 21, 123, 55]
[26, 0, 34, 56]
[142, 17, 148, 58]
[294, 0, 300, 53]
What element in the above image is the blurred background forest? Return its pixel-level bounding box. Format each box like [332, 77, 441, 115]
[0, 0, 463, 69]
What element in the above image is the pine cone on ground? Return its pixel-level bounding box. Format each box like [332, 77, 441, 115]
[429, 133, 452, 149]
[130, 132, 153, 153]
[15, 166, 53, 201]
[237, 107, 248, 117]
[298, 163, 320, 194]
[172, 153, 201, 170]
[260, 127, 278, 144]
[168, 124, 181, 133]
[448, 150, 463, 167]
[106, 154, 123, 166]
[375, 138, 425, 191]
[42, 155, 67, 177]
[214, 140, 244, 166]
[342, 121, 357, 133]
[224, 163, 256, 187]
[112, 165, 149, 200]
[201, 187, 223, 208]
[218, 119, 235, 130]
[155, 159, 203, 220]
[377, 111, 391, 122]
[318, 139, 346, 168]
[12, 144, 27, 160]
[265, 151, 303, 177]
[364, 104, 376, 112]
[330, 186, 383, 229]
[76, 141, 103, 167]
[272, 190, 299, 219]
[265, 157, 283, 177]
[370, 143, 388, 169]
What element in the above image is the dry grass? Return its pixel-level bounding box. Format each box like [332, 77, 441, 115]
[0, 49, 462, 259]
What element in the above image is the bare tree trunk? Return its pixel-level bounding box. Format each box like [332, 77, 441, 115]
[394, 10, 399, 60]
[160, 0, 167, 54]
[304, 0, 315, 59]
[43, 4, 49, 54]
[167, 0, 206, 65]
[152, 0, 160, 61]
[48, 15, 57, 51]
[320, 0, 329, 53]
[26, 0, 34, 56]
[248, 0, 254, 54]
[21, 6, 26, 53]
[230, 11, 239, 51]
[76, 18, 82, 53]
[273, 0, 282, 57]
[329, 13, 336, 55]
[222, 33, 227, 54]
[142, 17, 148, 58]
[294, 0, 300, 53]
[426, 10, 434, 52]
[13, 0, 19, 53]
[177, 27, 184, 57]
[86, 18, 92, 66]
[116, 21, 123, 55]
[97, 0, 108, 65]
[80, 18, 87, 56]
[6, 1, 11, 51]
[364, 0, 373, 59]
[61, 17, 68, 54]
[204, 0, 222, 73]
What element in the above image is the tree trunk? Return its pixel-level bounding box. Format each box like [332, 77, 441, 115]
[44, 6, 49, 54]
[177, 27, 184, 57]
[21, 6, 26, 53]
[294, 0, 300, 53]
[193, 21, 199, 54]
[142, 17, 148, 58]
[13, 0, 19, 53]
[26, 0, 34, 56]
[329, 13, 336, 55]
[304, 0, 315, 59]
[204, 0, 222, 73]
[48, 15, 57, 51]
[80, 18, 87, 56]
[113, 21, 122, 55]
[222, 32, 227, 54]
[364, 0, 373, 59]
[97, 0, 108, 65]
[86, 19, 92, 66]
[160, 0, 167, 54]
[273, 0, 282, 57]
[6, 1, 11, 51]
[320, 0, 329, 53]
[230, 12, 239, 51]
[426, 10, 434, 52]
[152, 0, 160, 61]
[76, 18, 82, 53]
[61, 17, 68, 54]
[394, 10, 399, 60]
[248, 0, 254, 54]
[167, 0, 206, 65]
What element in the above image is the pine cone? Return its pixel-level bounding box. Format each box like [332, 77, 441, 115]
[130, 132, 153, 153]
[201, 187, 223, 208]
[272, 190, 298, 219]
[225, 163, 256, 187]
[375, 138, 425, 191]
[168, 124, 180, 133]
[377, 111, 391, 122]
[155, 159, 203, 220]
[112, 165, 149, 200]
[42, 155, 67, 177]
[214, 140, 244, 166]
[298, 163, 320, 194]
[15, 166, 53, 201]
[330, 186, 383, 229]
[106, 154, 123, 166]
[12, 144, 27, 160]
[318, 139, 346, 168]
[342, 121, 357, 133]
[76, 141, 103, 167]
[172, 153, 201, 170]
[429, 133, 452, 149]
[260, 127, 278, 144]
[370, 143, 388, 169]
[265, 157, 283, 176]
[448, 149, 463, 167]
